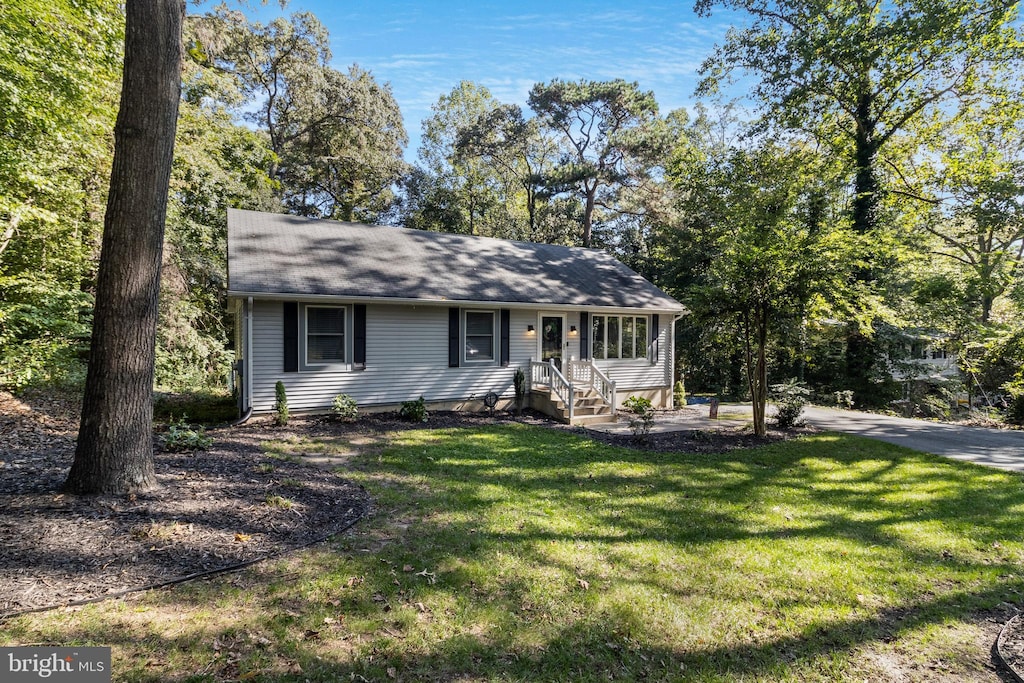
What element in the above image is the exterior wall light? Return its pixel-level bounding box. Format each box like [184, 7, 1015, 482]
[569, 325, 577, 335]
[527, 325, 535, 333]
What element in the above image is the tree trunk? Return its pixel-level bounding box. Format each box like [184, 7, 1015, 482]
[742, 309, 768, 438]
[846, 90, 881, 405]
[64, 0, 184, 495]
[582, 181, 596, 247]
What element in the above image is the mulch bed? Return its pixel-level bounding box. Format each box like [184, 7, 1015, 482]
[998, 613, 1024, 681]
[0, 391, 371, 618]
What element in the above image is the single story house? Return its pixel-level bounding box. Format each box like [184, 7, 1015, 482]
[226, 208, 685, 424]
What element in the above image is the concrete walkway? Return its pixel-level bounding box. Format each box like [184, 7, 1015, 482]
[587, 404, 1024, 473]
[586, 405, 750, 435]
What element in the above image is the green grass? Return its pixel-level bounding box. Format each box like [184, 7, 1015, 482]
[6, 425, 1024, 681]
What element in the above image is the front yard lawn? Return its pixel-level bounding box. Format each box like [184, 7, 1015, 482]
[6, 423, 1024, 681]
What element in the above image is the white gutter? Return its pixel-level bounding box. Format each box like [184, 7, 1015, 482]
[226, 290, 686, 315]
[671, 312, 685, 408]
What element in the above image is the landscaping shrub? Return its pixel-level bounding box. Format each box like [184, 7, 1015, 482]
[400, 395, 428, 422]
[513, 368, 527, 414]
[163, 416, 213, 452]
[623, 395, 655, 442]
[673, 379, 686, 407]
[274, 381, 289, 426]
[771, 379, 810, 430]
[1008, 394, 1024, 426]
[331, 393, 359, 421]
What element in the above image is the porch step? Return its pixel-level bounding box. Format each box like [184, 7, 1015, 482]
[554, 404, 610, 417]
[532, 387, 616, 425]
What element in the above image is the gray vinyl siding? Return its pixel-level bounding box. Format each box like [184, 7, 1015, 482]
[248, 300, 673, 413]
[252, 302, 516, 412]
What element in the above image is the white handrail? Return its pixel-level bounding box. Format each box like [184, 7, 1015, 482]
[590, 361, 617, 415]
[531, 359, 573, 420]
[566, 359, 616, 416]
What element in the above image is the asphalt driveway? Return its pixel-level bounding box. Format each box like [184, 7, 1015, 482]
[801, 406, 1024, 473]
[590, 404, 1024, 472]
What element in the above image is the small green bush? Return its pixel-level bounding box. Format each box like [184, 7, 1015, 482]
[623, 395, 655, 442]
[163, 415, 213, 452]
[771, 380, 810, 430]
[274, 381, 289, 426]
[331, 393, 359, 421]
[400, 395, 428, 422]
[1007, 394, 1024, 426]
[673, 379, 686, 407]
[513, 368, 527, 414]
[265, 494, 294, 509]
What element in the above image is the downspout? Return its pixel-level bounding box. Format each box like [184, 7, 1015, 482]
[243, 296, 251, 413]
[671, 312, 684, 409]
[240, 296, 254, 423]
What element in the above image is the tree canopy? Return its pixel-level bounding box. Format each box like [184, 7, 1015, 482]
[4, 0, 1024, 428]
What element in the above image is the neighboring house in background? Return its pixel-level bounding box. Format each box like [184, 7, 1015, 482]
[890, 333, 959, 381]
[226, 209, 685, 424]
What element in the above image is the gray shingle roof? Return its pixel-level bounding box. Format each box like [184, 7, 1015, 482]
[227, 209, 683, 311]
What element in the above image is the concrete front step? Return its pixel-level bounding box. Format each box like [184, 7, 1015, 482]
[570, 413, 618, 426]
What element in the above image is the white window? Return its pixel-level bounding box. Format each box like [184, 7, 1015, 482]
[592, 315, 649, 360]
[305, 306, 345, 365]
[464, 310, 495, 363]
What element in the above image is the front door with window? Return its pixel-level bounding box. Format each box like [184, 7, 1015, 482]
[540, 315, 565, 370]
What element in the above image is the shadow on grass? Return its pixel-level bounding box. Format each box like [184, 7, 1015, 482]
[8, 423, 1024, 681]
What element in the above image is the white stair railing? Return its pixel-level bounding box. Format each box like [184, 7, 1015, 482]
[567, 359, 616, 416]
[530, 359, 574, 421]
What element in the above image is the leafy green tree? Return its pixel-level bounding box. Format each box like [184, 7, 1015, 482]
[191, 6, 406, 221]
[906, 100, 1024, 326]
[455, 103, 559, 241]
[414, 81, 505, 236]
[528, 79, 663, 247]
[0, 0, 122, 389]
[157, 48, 279, 391]
[696, 0, 1020, 237]
[668, 139, 858, 436]
[696, 0, 1023, 401]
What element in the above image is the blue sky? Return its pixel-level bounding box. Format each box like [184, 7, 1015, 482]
[203, 1, 743, 160]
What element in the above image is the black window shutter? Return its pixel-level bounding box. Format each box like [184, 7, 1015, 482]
[579, 312, 590, 360]
[354, 304, 366, 367]
[650, 314, 660, 364]
[448, 308, 460, 367]
[283, 302, 298, 372]
[500, 309, 511, 366]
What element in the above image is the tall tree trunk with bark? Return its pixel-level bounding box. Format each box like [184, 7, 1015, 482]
[846, 89, 883, 406]
[64, 0, 184, 495]
[742, 308, 769, 438]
